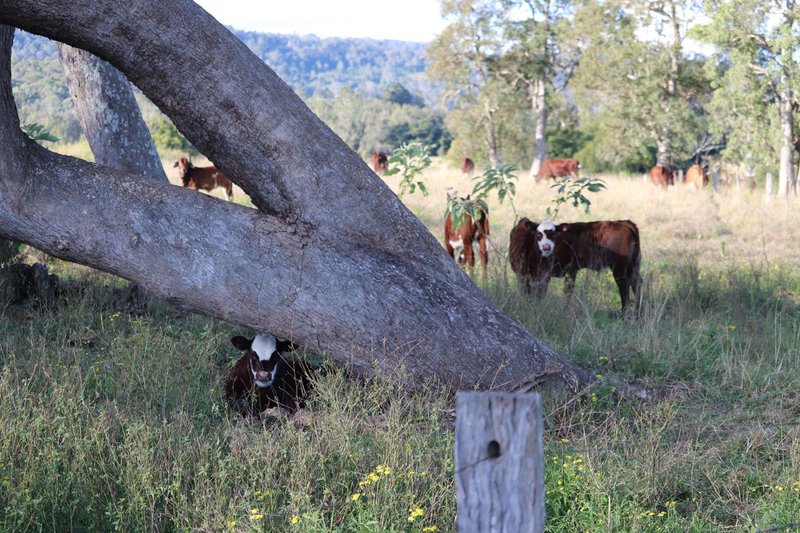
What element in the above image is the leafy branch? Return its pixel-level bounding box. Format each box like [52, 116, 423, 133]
[545, 175, 606, 220]
[22, 123, 59, 143]
[446, 164, 519, 229]
[385, 142, 432, 197]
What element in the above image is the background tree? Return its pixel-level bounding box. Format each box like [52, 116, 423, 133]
[695, 0, 800, 195]
[499, 0, 582, 178]
[0, 1, 600, 394]
[571, 0, 710, 172]
[57, 43, 167, 182]
[428, 0, 509, 168]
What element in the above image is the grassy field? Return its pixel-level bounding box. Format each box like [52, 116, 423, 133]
[1, 157, 799, 531]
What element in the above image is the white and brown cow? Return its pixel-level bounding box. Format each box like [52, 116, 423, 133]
[509, 218, 642, 312]
[444, 197, 490, 274]
[225, 333, 314, 416]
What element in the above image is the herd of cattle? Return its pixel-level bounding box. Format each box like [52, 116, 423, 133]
[209, 154, 701, 417]
[441, 156, 654, 315]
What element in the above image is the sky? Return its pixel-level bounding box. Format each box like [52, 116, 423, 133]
[193, 0, 448, 43]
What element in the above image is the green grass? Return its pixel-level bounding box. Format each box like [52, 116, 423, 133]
[1, 164, 800, 531]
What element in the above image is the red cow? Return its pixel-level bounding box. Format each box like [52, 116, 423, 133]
[173, 157, 234, 201]
[460, 157, 475, 176]
[444, 197, 490, 274]
[684, 164, 709, 189]
[509, 218, 642, 312]
[535, 158, 581, 181]
[370, 152, 388, 175]
[225, 333, 314, 416]
[650, 164, 674, 188]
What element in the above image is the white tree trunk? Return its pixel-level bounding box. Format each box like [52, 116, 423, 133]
[778, 6, 795, 196]
[528, 78, 547, 179]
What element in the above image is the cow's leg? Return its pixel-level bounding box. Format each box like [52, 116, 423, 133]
[445, 241, 455, 260]
[563, 272, 576, 297]
[478, 236, 488, 275]
[463, 242, 475, 270]
[225, 184, 233, 202]
[612, 265, 630, 311]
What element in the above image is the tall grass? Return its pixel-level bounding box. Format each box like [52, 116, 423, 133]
[1, 159, 799, 530]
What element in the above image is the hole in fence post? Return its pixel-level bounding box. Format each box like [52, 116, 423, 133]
[487, 440, 501, 459]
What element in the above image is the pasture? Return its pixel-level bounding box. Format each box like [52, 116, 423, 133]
[0, 157, 799, 531]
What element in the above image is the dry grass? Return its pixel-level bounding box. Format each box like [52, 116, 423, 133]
[1, 153, 798, 530]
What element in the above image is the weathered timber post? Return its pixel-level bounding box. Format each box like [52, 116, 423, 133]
[455, 392, 544, 533]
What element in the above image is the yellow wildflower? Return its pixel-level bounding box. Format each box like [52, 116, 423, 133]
[407, 507, 424, 522]
[290, 515, 301, 524]
[351, 493, 361, 502]
[422, 527, 439, 532]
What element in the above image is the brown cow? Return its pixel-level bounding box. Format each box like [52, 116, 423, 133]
[444, 197, 490, 274]
[509, 218, 642, 312]
[370, 152, 388, 175]
[535, 158, 581, 181]
[225, 333, 314, 416]
[173, 157, 234, 201]
[650, 164, 674, 189]
[684, 164, 709, 189]
[460, 157, 475, 176]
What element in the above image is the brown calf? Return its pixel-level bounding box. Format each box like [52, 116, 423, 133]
[460, 157, 475, 176]
[650, 164, 674, 189]
[225, 333, 314, 416]
[370, 152, 388, 175]
[444, 197, 490, 274]
[535, 158, 581, 181]
[509, 218, 642, 312]
[684, 164, 709, 189]
[173, 157, 234, 201]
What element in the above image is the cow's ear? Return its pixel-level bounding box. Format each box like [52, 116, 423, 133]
[231, 336, 253, 351]
[277, 340, 297, 353]
[557, 223, 568, 233]
[172, 160, 179, 168]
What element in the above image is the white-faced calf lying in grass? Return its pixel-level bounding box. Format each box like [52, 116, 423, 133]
[225, 333, 315, 416]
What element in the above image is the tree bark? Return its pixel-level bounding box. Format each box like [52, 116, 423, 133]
[0, 4, 594, 393]
[56, 43, 167, 182]
[528, 78, 547, 179]
[484, 101, 503, 169]
[778, 7, 795, 197]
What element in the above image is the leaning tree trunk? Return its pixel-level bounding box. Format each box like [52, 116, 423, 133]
[528, 77, 547, 179]
[57, 43, 167, 183]
[0, 2, 595, 393]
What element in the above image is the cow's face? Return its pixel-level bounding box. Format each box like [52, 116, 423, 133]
[536, 220, 557, 257]
[174, 158, 192, 182]
[231, 334, 280, 388]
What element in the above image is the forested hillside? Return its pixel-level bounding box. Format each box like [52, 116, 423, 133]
[232, 30, 435, 103]
[10, 29, 442, 153]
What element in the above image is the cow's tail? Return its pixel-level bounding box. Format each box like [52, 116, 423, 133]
[627, 221, 643, 313]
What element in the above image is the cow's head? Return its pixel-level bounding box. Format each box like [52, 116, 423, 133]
[173, 157, 193, 184]
[231, 333, 295, 388]
[536, 220, 558, 257]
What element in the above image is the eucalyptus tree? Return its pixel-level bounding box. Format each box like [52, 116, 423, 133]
[499, 0, 582, 178]
[0, 0, 615, 395]
[572, 0, 709, 169]
[428, 0, 508, 168]
[695, 0, 800, 195]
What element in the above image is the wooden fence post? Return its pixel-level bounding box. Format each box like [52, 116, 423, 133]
[455, 392, 544, 533]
